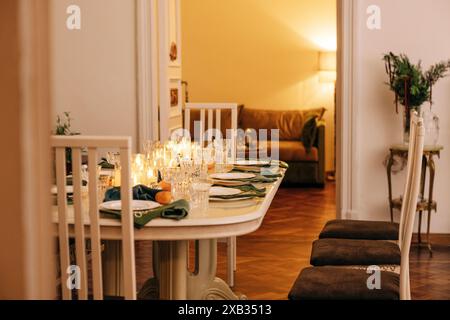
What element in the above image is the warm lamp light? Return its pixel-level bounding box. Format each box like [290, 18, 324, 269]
[319, 51, 337, 83]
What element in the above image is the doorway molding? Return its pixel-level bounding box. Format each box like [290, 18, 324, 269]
[336, 0, 360, 220]
[136, 0, 160, 150]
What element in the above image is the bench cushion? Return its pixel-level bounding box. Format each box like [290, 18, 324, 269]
[288, 267, 399, 300]
[310, 238, 401, 266]
[319, 219, 399, 240]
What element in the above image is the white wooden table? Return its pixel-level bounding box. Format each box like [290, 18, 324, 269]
[53, 173, 284, 300]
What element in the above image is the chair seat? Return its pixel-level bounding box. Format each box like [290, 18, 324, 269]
[310, 238, 401, 266]
[288, 267, 399, 300]
[319, 219, 399, 240]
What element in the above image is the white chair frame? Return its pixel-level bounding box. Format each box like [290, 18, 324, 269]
[399, 112, 425, 300]
[184, 103, 238, 287]
[51, 136, 136, 300]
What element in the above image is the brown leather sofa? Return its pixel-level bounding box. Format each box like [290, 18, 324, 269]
[185, 105, 326, 187]
[239, 107, 326, 187]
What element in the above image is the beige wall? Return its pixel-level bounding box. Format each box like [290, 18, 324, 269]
[181, 0, 337, 171]
[352, 0, 450, 233]
[50, 0, 139, 150]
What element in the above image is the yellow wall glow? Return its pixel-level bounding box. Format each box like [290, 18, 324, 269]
[181, 0, 336, 171]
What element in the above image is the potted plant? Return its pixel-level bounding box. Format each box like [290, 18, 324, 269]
[55, 112, 80, 174]
[383, 52, 450, 143]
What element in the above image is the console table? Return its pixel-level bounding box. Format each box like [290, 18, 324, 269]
[386, 144, 443, 255]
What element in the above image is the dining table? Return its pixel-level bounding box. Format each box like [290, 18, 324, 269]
[52, 169, 285, 300]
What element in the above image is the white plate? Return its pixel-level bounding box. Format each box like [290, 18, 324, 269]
[100, 200, 161, 211]
[210, 172, 255, 180]
[233, 160, 270, 166]
[209, 186, 242, 197]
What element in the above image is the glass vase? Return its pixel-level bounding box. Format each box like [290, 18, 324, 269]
[423, 108, 440, 146]
[402, 106, 421, 144]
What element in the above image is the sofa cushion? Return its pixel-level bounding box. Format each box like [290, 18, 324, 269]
[184, 105, 244, 140]
[319, 220, 399, 240]
[310, 238, 401, 266]
[288, 267, 399, 300]
[240, 107, 325, 141]
[277, 141, 318, 162]
[257, 141, 318, 162]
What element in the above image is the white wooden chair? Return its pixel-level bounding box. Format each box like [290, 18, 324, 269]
[289, 112, 425, 300]
[399, 112, 425, 299]
[52, 136, 136, 300]
[184, 103, 238, 287]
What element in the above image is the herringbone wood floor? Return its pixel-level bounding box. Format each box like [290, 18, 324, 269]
[136, 183, 450, 300]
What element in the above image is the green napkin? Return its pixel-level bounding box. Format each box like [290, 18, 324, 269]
[98, 158, 115, 169]
[210, 184, 266, 200]
[232, 160, 289, 171]
[234, 175, 279, 183]
[100, 199, 189, 229]
[271, 160, 289, 169]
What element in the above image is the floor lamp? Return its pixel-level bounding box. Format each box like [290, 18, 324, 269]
[319, 51, 337, 181]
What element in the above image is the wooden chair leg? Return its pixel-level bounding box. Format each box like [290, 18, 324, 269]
[233, 237, 237, 271]
[227, 237, 235, 287]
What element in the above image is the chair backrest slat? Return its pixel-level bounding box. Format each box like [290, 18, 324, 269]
[215, 109, 221, 133]
[399, 112, 425, 300]
[72, 148, 88, 300]
[87, 148, 103, 300]
[208, 109, 213, 141]
[185, 103, 238, 161]
[119, 146, 137, 300]
[52, 136, 135, 300]
[200, 109, 206, 142]
[55, 147, 72, 300]
[398, 119, 417, 245]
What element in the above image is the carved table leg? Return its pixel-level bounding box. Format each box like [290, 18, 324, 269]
[102, 240, 123, 297]
[187, 239, 246, 300]
[158, 241, 188, 300]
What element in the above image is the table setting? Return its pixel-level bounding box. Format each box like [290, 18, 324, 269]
[85, 138, 288, 228]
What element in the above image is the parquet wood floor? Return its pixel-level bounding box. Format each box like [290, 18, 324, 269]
[135, 183, 450, 300]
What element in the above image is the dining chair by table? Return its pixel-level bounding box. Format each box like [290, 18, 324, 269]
[52, 135, 136, 300]
[184, 102, 238, 287]
[289, 111, 425, 300]
[307, 113, 423, 272]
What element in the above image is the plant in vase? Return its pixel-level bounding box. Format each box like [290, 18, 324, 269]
[55, 112, 80, 174]
[383, 52, 450, 143]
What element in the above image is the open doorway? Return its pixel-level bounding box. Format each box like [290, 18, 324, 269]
[181, 0, 337, 187]
[179, 0, 338, 299]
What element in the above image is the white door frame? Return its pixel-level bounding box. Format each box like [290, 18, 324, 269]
[136, 0, 160, 150]
[136, 0, 183, 145]
[336, 0, 359, 220]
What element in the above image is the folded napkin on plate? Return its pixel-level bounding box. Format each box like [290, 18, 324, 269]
[213, 175, 278, 185]
[210, 184, 266, 200]
[104, 184, 162, 202]
[232, 167, 282, 177]
[235, 175, 280, 183]
[271, 160, 289, 169]
[100, 199, 189, 229]
[232, 159, 289, 171]
[98, 158, 115, 169]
